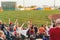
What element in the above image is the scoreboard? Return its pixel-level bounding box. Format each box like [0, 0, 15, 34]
[1, 2, 16, 10]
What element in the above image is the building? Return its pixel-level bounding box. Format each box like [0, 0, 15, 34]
[1, 2, 16, 10]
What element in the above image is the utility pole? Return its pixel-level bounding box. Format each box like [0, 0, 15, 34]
[23, 0, 25, 8]
[54, 0, 55, 8]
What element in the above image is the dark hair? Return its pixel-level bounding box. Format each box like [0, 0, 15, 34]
[0, 38, 3, 40]
[53, 24, 55, 27]
[30, 25, 34, 29]
[41, 25, 44, 27]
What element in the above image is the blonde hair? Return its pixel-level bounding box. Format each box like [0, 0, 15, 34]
[0, 30, 4, 37]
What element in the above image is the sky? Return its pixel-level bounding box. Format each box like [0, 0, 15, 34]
[0, 0, 60, 7]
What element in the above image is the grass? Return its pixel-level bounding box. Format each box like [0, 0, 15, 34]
[0, 10, 60, 27]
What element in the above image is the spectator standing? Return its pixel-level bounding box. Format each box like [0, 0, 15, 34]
[0, 20, 4, 31]
[49, 19, 60, 40]
[38, 25, 45, 38]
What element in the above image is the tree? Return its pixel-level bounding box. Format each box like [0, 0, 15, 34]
[30, 5, 36, 8]
[18, 5, 23, 8]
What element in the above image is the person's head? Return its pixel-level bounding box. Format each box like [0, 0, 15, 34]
[0, 20, 2, 24]
[30, 25, 34, 29]
[0, 30, 6, 40]
[41, 25, 44, 27]
[27, 20, 32, 26]
[9, 22, 13, 25]
[53, 24, 55, 27]
[55, 19, 60, 27]
[0, 30, 4, 37]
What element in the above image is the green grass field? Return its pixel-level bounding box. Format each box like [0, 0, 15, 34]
[0, 10, 60, 27]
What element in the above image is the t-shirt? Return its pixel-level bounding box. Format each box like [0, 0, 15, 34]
[29, 29, 35, 35]
[17, 27, 29, 37]
[49, 27, 60, 40]
[34, 27, 38, 33]
[9, 24, 14, 32]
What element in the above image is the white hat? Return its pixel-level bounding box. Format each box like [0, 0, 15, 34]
[55, 19, 60, 24]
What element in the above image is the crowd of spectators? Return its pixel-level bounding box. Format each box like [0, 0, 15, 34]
[0, 19, 60, 40]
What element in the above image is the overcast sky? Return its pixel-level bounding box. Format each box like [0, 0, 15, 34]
[0, 0, 60, 7]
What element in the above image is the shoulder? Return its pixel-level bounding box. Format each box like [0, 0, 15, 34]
[50, 28, 55, 30]
[49, 28, 55, 32]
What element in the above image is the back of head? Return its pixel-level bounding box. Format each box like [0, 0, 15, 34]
[0, 20, 2, 24]
[0, 30, 4, 37]
[55, 19, 60, 27]
[56, 19, 60, 24]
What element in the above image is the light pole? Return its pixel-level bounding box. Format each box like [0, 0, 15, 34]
[54, 0, 55, 8]
[23, 0, 25, 8]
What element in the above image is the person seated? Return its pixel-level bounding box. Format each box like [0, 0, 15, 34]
[0, 30, 6, 40]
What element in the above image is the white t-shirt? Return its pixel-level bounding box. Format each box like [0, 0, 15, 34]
[17, 27, 29, 37]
